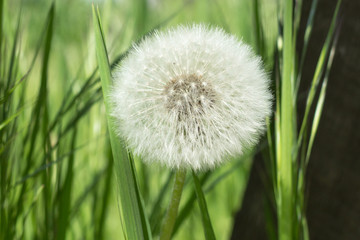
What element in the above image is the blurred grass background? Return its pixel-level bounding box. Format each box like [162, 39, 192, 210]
[1, 0, 279, 239]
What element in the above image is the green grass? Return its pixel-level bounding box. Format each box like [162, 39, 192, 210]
[93, 6, 151, 239]
[0, 0, 341, 239]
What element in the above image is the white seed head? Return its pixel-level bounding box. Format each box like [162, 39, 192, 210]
[110, 24, 272, 171]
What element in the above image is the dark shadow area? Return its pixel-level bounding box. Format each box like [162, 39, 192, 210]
[231, 0, 360, 239]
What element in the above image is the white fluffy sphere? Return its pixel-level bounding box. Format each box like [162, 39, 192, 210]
[111, 24, 272, 171]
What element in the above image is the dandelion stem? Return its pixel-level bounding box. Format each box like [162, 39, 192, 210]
[159, 169, 186, 240]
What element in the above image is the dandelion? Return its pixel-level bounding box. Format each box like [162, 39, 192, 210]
[111, 24, 272, 171]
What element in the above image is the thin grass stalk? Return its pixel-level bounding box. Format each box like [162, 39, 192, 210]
[0, 0, 3, 65]
[39, 4, 55, 237]
[57, 127, 77, 240]
[149, 172, 173, 235]
[305, 28, 338, 165]
[0, 0, 7, 234]
[296, 0, 341, 158]
[295, 0, 319, 99]
[12, 5, 55, 238]
[253, 0, 264, 56]
[192, 171, 216, 240]
[95, 145, 114, 240]
[172, 172, 210, 236]
[159, 170, 186, 240]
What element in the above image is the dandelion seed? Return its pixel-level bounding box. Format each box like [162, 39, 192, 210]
[111, 24, 272, 171]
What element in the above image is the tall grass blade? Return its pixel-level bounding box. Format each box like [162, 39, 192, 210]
[95, 147, 114, 240]
[172, 172, 210, 236]
[253, 0, 264, 57]
[192, 171, 216, 240]
[92, 5, 151, 240]
[133, 0, 148, 35]
[0, 0, 6, 235]
[70, 167, 107, 219]
[278, 0, 294, 239]
[173, 153, 253, 236]
[0, 0, 3, 66]
[295, 0, 319, 98]
[14, 5, 55, 237]
[57, 128, 77, 240]
[39, 3, 55, 238]
[305, 25, 340, 165]
[149, 172, 173, 235]
[296, 0, 341, 156]
[274, 41, 281, 204]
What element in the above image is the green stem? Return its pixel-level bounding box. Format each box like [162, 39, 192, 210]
[159, 169, 186, 240]
[278, 0, 294, 238]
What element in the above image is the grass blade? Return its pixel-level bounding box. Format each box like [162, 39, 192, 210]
[278, 0, 295, 239]
[305, 24, 340, 165]
[92, 5, 151, 240]
[149, 172, 173, 235]
[253, 0, 264, 56]
[14, 5, 55, 236]
[0, 0, 3, 66]
[70, 167, 107, 219]
[95, 147, 114, 240]
[57, 127, 77, 240]
[296, 0, 341, 156]
[173, 152, 253, 237]
[192, 171, 216, 240]
[0, 106, 24, 130]
[172, 172, 210, 236]
[295, 0, 319, 98]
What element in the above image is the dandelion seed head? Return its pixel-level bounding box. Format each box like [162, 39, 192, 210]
[163, 74, 217, 116]
[111, 24, 273, 171]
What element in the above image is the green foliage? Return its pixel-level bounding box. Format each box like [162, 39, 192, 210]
[0, 0, 341, 239]
[256, 0, 342, 239]
[93, 5, 151, 239]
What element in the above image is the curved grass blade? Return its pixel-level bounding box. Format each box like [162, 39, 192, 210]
[0, 106, 24, 131]
[57, 127, 77, 240]
[12, 139, 96, 187]
[295, 0, 319, 98]
[172, 149, 257, 236]
[305, 23, 340, 165]
[70, 166, 107, 219]
[0, 0, 3, 66]
[192, 171, 216, 240]
[14, 4, 55, 233]
[172, 172, 210, 237]
[95, 146, 114, 240]
[296, 0, 342, 156]
[92, 5, 151, 240]
[149, 172, 173, 235]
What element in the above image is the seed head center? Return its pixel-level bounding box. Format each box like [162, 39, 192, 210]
[163, 74, 216, 118]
